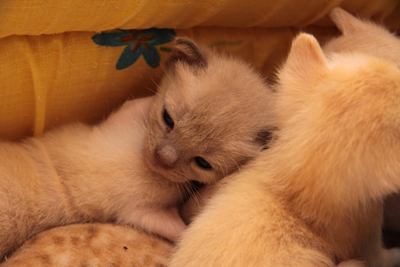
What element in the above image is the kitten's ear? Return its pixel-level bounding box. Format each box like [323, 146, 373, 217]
[284, 33, 328, 76]
[166, 37, 207, 69]
[330, 7, 365, 35]
[254, 127, 278, 150]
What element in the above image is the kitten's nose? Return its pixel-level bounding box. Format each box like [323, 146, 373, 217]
[155, 144, 178, 168]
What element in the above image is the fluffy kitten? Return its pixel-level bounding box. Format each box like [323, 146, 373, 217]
[324, 6, 400, 235]
[181, 5, 400, 243]
[1, 223, 173, 267]
[0, 37, 276, 259]
[324, 7, 400, 67]
[170, 34, 400, 267]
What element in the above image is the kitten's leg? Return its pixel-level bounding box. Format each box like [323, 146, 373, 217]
[120, 207, 187, 242]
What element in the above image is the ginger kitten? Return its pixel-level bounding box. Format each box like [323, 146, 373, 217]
[324, 6, 400, 235]
[182, 7, 400, 227]
[0, 38, 276, 260]
[1, 223, 173, 267]
[170, 34, 400, 267]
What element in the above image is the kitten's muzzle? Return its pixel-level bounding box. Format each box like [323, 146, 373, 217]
[155, 144, 178, 168]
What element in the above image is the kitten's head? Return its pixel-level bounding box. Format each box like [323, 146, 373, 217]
[143, 38, 276, 184]
[276, 33, 400, 202]
[324, 7, 400, 67]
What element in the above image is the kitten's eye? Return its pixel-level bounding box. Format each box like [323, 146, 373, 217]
[195, 156, 212, 169]
[163, 108, 174, 129]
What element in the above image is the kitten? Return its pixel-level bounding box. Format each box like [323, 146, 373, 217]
[324, 6, 400, 235]
[0, 37, 276, 259]
[170, 34, 400, 267]
[181, 5, 400, 238]
[324, 7, 400, 67]
[181, 7, 400, 226]
[1, 223, 173, 267]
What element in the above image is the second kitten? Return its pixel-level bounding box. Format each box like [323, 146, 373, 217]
[0, 38, 276, 260]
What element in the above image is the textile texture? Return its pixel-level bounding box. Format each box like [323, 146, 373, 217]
[0, 0, 399, 140]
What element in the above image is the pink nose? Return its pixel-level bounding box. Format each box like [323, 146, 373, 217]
[155, 144, 178, 168]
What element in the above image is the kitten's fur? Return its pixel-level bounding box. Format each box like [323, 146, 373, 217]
[324, 8, 400, 67]
[144, 38, 276, 184]
[0, 38, 276, 259]
[1, 223, 173, 267]
[181, 6, 400, 253]
[324, 6, 400, 235]
[170, 34, 400, 267]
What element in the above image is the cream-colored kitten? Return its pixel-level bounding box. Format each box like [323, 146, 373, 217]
[170, 34, 400, 267]
[144, 38, 276, 185]
[0, 38, 276, 259]
[324, 7, 400, 67]
[324, 6, 400, 235]
[181, 5, 400, 241]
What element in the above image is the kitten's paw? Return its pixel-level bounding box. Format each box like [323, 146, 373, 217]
[119, 206, 187, 243]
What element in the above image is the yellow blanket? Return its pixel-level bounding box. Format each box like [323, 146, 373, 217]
[0, 0, 399, 140]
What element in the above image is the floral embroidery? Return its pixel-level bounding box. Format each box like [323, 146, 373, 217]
[92, 28, 176, 69]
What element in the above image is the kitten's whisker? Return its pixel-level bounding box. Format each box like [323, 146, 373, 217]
[227, 155, 241, 174]
[222, 160, 229, 176]
[216, 152, 230, 177]
[175, 182, 184, 202]
[143, 85, 162, 97]
[216, 162, 226, 177]
[127, 90, 135, 99]
[148, 74, 166, 94]
[173, 172, 195, 200]
[159, 64, 181, 93]
[129, 102, 150, 133]
[221, 148, 242, 174]
[138, 121, 148, 133]
[221, 146, 249, 158]
[181, 181, 191, 199]
[191, 189, 202, 209]
[380, 8, 389, 25]
[133, 99, 147, 120]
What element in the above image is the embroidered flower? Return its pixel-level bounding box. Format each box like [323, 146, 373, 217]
[92, 28, 176, 69]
